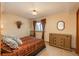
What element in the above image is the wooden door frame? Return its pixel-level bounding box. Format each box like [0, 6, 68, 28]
[76, 8, 79, 54]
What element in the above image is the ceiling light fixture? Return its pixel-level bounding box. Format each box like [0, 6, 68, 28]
[32, 10, 37, 15]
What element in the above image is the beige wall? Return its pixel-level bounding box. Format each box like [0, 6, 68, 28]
[45, 10, 76, 48]
[33, 10, 77, 48]
[1, 13, 31, 38]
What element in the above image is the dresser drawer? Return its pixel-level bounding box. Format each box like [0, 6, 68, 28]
[58, 38, 64, 48]
[53, 38, 58, 46]
[64, 36, 71, 50]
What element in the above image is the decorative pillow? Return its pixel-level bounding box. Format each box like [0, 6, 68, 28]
[13, 37, 22, 45]
[1, 40, 13, 53]
[3, 37, 19, 49]
[3, 35, 22, 45]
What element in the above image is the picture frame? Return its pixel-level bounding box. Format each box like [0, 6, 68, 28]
[57, 21, 65, 31]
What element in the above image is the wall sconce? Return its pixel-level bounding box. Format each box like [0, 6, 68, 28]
[16, 21, 22, 29]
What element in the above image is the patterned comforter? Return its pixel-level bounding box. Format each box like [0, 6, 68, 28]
[1, 36, 45, 56]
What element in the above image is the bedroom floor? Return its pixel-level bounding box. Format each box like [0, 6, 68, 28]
[36, 42, 78, 56]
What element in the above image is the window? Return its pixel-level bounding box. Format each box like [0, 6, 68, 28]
[35, 22, 43, 31]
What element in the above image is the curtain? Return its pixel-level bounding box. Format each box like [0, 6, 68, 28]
[33, 21, 36, 37]
[41, 18, 46, 40]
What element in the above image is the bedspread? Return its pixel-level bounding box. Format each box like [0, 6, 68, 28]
[1, 36, 45, 56]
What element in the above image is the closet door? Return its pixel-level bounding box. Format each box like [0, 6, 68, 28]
[0, 4, 1, 55]
[76, 9, 79, 55]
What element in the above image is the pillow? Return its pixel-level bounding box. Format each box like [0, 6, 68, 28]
[3, 35, 22, 45]
[13, 37, 22, 45]
[1, 40, 13, 53]
[3, 37, 19, 49]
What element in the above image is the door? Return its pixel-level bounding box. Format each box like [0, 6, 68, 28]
[76, 9, 79, 55]
[0, 3, 1, 55]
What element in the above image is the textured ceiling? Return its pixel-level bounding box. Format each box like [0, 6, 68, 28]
[1, 2, 79, 19]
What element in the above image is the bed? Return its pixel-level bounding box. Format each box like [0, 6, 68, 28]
[1, 36, 46, 56]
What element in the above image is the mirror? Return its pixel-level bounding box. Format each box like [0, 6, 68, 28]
[57, 21, 65, 31]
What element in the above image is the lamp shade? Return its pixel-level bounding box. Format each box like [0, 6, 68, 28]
[32, 10, 37, 15]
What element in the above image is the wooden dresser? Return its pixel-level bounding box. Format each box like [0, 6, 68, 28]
[49, 33, 72, 50]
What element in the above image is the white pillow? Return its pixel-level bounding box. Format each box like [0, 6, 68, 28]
[13, 37, 22, 45]
[3, 35, 22, 45]
[3, 37, 19, 49]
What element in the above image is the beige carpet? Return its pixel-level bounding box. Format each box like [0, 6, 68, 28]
[37, 42, 78, 56]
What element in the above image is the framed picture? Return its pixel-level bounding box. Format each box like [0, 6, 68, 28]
[57, 21, 65, 31]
